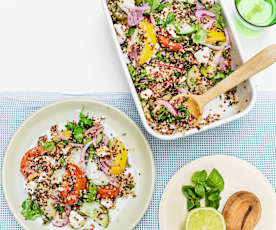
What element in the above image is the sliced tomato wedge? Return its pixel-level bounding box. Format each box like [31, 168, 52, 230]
[158, 34, 183, 51]
[61, 163, 87, 205]
[20, 145, 46, 180]
[97, 185, 120, 199]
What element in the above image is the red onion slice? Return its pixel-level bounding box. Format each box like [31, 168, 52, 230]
[68, 143, 83, 148]
[176, 87, 187, 94]
[156, 100, 178, 116]
[195, 9, 216, 19]
[196, 0, 205, 10]
[80, 141, 93, 173]
[93, 127, 104, 147]
[154, 62, 184, 71]
[84, 124, 103, 135]
[51, 207, 70, 227]
[126, 2, 150, 27]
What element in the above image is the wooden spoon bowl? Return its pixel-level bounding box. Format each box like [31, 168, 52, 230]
[222, 191, 262, 230]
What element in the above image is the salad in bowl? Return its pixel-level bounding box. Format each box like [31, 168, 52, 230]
[107, 0, 238, 135]
[20, 110, 136, 229]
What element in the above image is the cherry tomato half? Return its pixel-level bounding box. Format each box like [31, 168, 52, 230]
[97, 185, 120, 199]
[61, 163, 87, 205]
[158, 34, 183, 51]
[20, 145, 46, 180]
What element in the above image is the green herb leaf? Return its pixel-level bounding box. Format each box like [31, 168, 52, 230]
[79, 112, 93, 129]
[128, 64, 137, 79]
[187, 198, 195, 211]
[145, 0, 161, 12]
[195, 184, 205, 198]
[207, 168, 224, 192]
[128, 183, 135, 189]
[182, 185, 196, 199]
[73, 126, 83, 143]
[126, 27, 136, 37]
[65, 121, 76, 131]
[42, 141, 55, 151]
[191, 170, 207, 184]
[209, 3, 226, 29]
[163, 12, 175, 28]
[156, 3, 171, 12]
[21, 199, 43, 220]
[88, 183, 98, 202]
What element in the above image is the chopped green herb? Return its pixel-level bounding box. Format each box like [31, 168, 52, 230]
[209, 3, 226, 29]
[65, 121, 76, 131]
[126, 27, 135, 37]
[163, 12, 175, 28]
[21, 199, 43, 220]
[207, 168, 224, 192]
[128, 183, 135, 189]
[42, 141, 55, 151]
[73, 126, 83, 143]
[79, 112, 93, 129]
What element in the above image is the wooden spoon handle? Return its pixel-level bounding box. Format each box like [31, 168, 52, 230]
[199, 44, 276, 106]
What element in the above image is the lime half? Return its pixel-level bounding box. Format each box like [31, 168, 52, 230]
[184, 207, 226, 230]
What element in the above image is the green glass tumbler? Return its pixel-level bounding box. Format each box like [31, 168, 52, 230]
[234, 0, 276, 36]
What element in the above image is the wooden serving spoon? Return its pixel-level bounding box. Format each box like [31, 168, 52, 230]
[175, 44, 276, 125]
[222, 191, 262, 230]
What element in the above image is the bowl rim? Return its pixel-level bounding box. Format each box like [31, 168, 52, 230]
[2, 98, 156, 230]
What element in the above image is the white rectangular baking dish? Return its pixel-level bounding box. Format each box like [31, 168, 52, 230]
[102, 0, 256, 140]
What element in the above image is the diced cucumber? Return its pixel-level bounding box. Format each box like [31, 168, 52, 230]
[176, 23, 196, 35]
[186, 65, 201, 89]
[80, 201, 109, 228]
[211, 71, 226, 82]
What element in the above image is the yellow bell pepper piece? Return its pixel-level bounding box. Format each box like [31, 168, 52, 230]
[206, 30, 226, 44]
[139, 21, 157, 66]
[109, 137, 128, 175]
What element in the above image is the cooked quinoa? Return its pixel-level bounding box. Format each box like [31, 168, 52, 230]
[20, 110, 136, 229]
[107, 0, 238, 135]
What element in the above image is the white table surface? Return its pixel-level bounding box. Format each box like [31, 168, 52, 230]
[0, 0, 275, 94]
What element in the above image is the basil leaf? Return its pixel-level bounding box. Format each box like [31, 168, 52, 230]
[42, 141, 55, 151]
[88, 183, 98, 202]
[191, 170, 207, 184]
[207, 168, 224, 192]
[194, 198, 201, 208]
[195, 184, 205, 198]
[182, 185, 196, 199]
[187, 198, 195, 211]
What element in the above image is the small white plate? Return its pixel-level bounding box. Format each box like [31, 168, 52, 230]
[2, 98, 155, 230]
[159, 155, 276, 230]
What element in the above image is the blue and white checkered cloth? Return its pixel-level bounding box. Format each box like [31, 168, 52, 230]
[0, 92, 276, 230]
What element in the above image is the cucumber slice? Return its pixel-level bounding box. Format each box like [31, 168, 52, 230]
[80, 201, 109, 228]
[176, 23, 196, 35]
[186, 65, 201, 89]
[211, 71, 226, 82]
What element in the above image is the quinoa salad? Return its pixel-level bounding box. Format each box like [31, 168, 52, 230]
[20, 110, 136, 229]
[107, 0, 238, 135]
